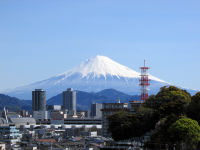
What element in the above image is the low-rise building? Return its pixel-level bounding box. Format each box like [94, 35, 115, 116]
[0, 125, 20, 145]
[33, 111, 50, 120]
[76, 110, 90, 118]
[64, 118, 101, 125]
[10, 117, 36, 128]
[47, 105, 62, 111]
[129, 100, 142, 113]
[50, 110, 67, 124]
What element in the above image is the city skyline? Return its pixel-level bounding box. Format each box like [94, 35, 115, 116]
[0, 1, 200, 91]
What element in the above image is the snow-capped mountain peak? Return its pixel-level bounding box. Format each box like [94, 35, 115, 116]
[2, 55, 168, 99]
[61, 55, 140, 79]
[60, 55, 165, 82]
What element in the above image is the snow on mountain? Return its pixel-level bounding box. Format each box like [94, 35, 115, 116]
[2, 55, 168, 99]
[58, 55, 165, 82]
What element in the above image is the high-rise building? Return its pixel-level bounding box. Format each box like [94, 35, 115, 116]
[101, 101, 129, 137]
[32, 89, 46, 112]
[91, 103, 102, 119]
[62, 88, 76, 116]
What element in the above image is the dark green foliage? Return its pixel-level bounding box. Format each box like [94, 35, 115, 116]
[135, 106, 159, 135]
[143, 86, 191, 119]
[142, 95, 159, 110]
[159, 98, 188, 118]
[168, 117, 200, 150]
[107, 107, 158, 141]
[187, 92, 200, 124]
[108, 85, 199, 148]
[156, 86, 191, 102]
[146, 114, 181, 149]
[155, 86, 191, 118]
[108, 111, 135, 141]
[146, 116, 200, 150]
[144, 86, 193, 148]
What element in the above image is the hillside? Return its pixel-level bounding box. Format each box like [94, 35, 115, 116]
[0, 89, 140, 112]
[0, 94, 32, 112]
[47, 89, 140, 110]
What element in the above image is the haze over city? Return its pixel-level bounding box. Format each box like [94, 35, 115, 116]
[0, 0, 200, 91]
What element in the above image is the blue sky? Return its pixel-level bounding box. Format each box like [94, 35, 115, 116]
[0, 0, 200, 91]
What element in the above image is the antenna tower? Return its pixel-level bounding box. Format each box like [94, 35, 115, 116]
[140, 60, 150, 102]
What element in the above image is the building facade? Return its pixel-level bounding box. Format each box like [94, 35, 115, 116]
[62, 88, 76, 116]
[50, 110, 67, 124]
[91, 103, 102, 119]
[33, 111, 49, 121]
[101, 101, 129, 137]
[32, 89, 46, 112]
[0, 125, 20, 144]
[129, 100, 142, 113]
[47, 105, 62, 111]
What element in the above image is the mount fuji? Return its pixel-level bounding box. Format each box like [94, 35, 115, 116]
[2, 55, 169, 99]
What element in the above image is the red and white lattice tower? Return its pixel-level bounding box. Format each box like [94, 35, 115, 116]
[140, 60, 150, 102]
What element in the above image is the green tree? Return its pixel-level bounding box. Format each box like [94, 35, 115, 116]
[144, 86, 191, 118]
[135, 106, 158, 134]
[108, 107, 158, 141]
[156, 86, 191, 103]
[108, 86, 192, 143]
[146, 114, 181, 149]
[168, 117, 200, 150]
[187, 92, 200, 124]
[107, 111, 135, 141]
[143, 86, 191, 148]
[153, 86, 191, 118]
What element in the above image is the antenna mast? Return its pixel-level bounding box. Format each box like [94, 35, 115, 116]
[140, 60, 150, 102]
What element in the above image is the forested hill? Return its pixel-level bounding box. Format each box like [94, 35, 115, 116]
[0, 94, 31, 112]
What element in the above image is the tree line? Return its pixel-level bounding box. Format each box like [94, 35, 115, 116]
[108, 86, 200, 150]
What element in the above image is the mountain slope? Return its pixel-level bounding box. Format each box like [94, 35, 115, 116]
[47, 89, 139, 110]
[0, 94, 32, 112]
[2, 55, 168, 99]
[96, 88, 132, 100]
